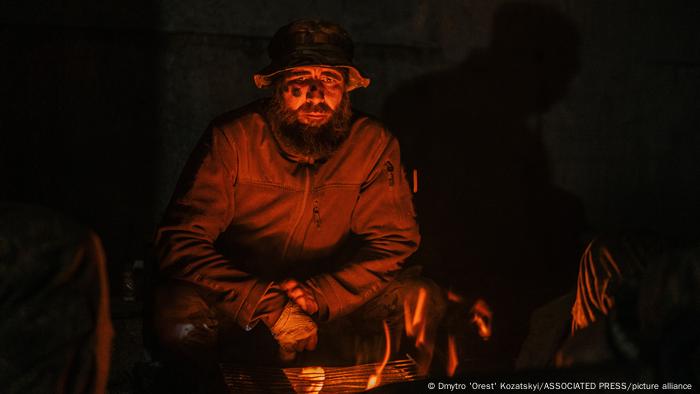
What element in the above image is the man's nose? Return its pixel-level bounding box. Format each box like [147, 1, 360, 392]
[306, 81, 325, 104]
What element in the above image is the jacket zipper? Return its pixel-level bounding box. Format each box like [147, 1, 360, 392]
[385, 161, 395, 187]
[282, 166, 311, 261]
[313, 200, 321, 228]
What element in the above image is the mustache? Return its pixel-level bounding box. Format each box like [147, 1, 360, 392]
[267, 87, 352, 159]
[297, 102, 332, 113]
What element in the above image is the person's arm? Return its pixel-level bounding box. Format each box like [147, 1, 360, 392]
[305, 134, 420, 321]
[155, 123, 279, 329]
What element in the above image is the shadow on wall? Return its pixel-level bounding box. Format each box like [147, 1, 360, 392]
[383, 2, 586, 368]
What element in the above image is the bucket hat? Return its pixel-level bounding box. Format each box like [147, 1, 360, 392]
[253, 19, 370, 91]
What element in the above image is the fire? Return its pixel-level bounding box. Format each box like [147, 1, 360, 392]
[447, 335, 458, 377]
[447, 290, 465, 303]
[403, 287, 427, 346]
[366, 374, 379, 390]
[403, 287, 437, 375]
[412, 169, 418, 193]
[441, 296, 492, 378]
[416, 322, 426, 347]
[366, 320, 391, 390]
[470, 298, 492, 340]
[403, 298, 414, 337]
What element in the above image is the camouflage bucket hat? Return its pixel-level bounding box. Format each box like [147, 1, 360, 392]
[253, 19, 371, 91]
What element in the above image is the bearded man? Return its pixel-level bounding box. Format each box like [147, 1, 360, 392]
[152, 19, 444, 391]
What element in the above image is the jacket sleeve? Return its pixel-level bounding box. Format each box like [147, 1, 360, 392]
[155, 123, 274, 330]
[307, 134, 420, 321]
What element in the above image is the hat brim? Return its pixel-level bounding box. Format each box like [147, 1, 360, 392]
[253, 64, 370, 91]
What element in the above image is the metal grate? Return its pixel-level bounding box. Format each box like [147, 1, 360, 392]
[220, 358, 421, 393]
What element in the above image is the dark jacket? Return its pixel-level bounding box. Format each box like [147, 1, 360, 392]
[156, 100, 419, 328]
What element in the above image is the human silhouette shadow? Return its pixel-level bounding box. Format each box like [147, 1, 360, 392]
[382, 2, 586, 369]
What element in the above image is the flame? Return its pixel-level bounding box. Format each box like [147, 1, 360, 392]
[366, 374, 379, 390]
[404, 287, 427, 347]
[412, 169, 418, 193]
[470, 298, 492, 341]
[366, 320, 391, 390]
[447, 335, 458, 377]
[412, 287, 427, 327]
[447, 290, 465, 303]
[416, 321, 426, 347]
[403, 298, 414, 337]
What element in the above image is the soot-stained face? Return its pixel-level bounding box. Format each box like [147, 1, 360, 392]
[267, 66, 352, 160]
[281, 66, 346, 126]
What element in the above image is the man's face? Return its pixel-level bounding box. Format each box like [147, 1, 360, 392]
[280, 66, 346, 127]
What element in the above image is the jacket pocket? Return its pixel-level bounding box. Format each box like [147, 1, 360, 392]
[385, 160, 417, 223]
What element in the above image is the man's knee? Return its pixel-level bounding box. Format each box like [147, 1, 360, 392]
[365, 275, 446, 327]
[572, 235, 656, 332]
[152, 281, 219, 355]
[397, 276, 446, 319]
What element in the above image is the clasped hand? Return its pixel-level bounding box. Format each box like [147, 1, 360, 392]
[280, 278, 318, 315]
[269, 279, 319, 362]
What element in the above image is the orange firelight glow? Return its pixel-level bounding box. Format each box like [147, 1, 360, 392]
[447, 335, 458, 377]
[412, 169, 418, 193]
[470, 298, 493, 341]
[296, 366, 325, 394]
[403, 287, 427, 347]
[366, 320, 391, 390]
[447, 290, 465, 303]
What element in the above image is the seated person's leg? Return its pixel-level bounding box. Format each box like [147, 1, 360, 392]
[321, 271, 445, 367]
[152, 280, 224, 392]
[570, 236, 652, 333]
[0, 204, 113, 394]
[519, 234, 662, 369]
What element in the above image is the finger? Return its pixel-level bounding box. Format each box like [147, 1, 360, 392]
[298, 282, 314, 294]
[294, 296, 308, 312]
[288, 294, 312, 313]
[288, 288, 306, 300]
[306, 333, 318, 351]
[298, 285, 316, 302]
[280, 279, 299, 291]
[306, 299, 319, 315]
[279, 347, 296, 363]
[293, 338, 307, 352]
[289, 295, 316, 315]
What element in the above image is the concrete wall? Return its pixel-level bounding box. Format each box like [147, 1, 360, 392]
[149, 0, 700, 235]
[4, 0, 698, 239]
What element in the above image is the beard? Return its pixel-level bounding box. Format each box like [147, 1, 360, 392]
[266, 86, 352, 161]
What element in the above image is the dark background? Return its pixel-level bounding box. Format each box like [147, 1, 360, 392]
[2, 0, 699, 388]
